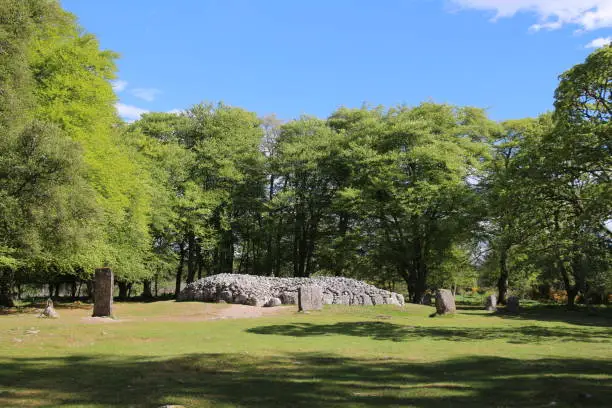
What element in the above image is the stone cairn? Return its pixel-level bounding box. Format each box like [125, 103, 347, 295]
[435, 289, 456, 315]
[179, 274, 405, 308]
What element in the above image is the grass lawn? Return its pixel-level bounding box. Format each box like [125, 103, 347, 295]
[1, 301, 611, 407]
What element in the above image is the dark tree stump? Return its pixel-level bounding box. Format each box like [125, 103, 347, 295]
[93, 268, 113, 317]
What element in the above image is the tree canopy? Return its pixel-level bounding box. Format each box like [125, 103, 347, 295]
[0, 1, 609, 307]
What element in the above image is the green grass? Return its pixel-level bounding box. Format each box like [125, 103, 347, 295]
[1, 301, 611, 407]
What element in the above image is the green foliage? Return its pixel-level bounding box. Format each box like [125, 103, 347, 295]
[0, 2, 609, 308]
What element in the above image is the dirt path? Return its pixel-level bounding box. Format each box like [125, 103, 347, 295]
[213, 304, 290, 319]
[80, 302, 293, 324]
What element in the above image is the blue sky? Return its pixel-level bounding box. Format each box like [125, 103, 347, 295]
[61, 0, 612, 122]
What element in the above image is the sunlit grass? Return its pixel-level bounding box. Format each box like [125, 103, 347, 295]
[1, 301, 610, 407]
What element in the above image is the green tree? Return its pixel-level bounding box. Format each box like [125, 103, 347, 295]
[29, 2, 154, 285]
[0, 0, 97, 305]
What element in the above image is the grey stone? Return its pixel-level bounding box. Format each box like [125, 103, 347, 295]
[234, 294, 248, 304]
[386, 297, 400, 306]
[506, 296, 520, 313]
[178, 273, 405, 309]
[264, 297, 282, 307]
[435, 289, 456, 315]
[299, 285, 323, 311]
[41, 298, 59, 318]
[93, 268, 113, 317]
[219, 290, 233, 303]
[361, 294, 373, 306]
[370, 294, 384, 305]
[280, 292, 298, 305]
[485, 294, 497, 311]
[422, 293, 433, 306]
[245, 296, 266, 307]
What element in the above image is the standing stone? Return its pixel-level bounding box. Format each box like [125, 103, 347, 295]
[422, 293, 433, 306]
[506, 296, 520, 314]
[264, 297, 282, 307]
[298, 285, 323, 311]
[92, 267, 113, 317]
[41, 298, 59, 318]
[435, 289, 456, 315]
[485, 294, 497, 311]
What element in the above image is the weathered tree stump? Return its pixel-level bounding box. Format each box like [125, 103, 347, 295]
[92, 267, 113, 317]
[298, 285, 323, 311]
[435, 289, 456, 315]
[485, 294, 497, 311]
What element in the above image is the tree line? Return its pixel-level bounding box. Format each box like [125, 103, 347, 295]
[1, 0, 610, 307]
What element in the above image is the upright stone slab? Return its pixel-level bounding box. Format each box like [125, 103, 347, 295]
[506, 296, 520, 314]
[41, 298, 59, 318]
[298, 285, 323, 311]
[92, 267, 113, 317]
[485, 294, 497, 311]
[435, 289, 456, 315]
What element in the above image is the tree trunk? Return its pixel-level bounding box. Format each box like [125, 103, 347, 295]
[497, 247, 509, 305]
[409, 240, 428, 304]
[197, 251, 203, 280]
[186, 233, 197, 284]
[142, 279, 153, 298]
[174, 242, 186, 299]
[0, 268, 15, 307]
[411, 276, 427, 304]
[567, 287, 578, 308]
[117, 281, 129, 300]
[71, 281, 78, 300]
[86, 280, 94, 300]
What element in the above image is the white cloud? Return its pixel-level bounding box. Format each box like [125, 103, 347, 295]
[585, 36, 612, 47]
[167, 108, 184, 115]
[131, 88, 162, 102]
[116, 103, 149, 122]
[450, 0, 612, 32]
[111, 80, 128, 92]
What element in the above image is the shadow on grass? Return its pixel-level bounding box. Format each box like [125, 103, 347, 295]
[0, 353, 609, 407]
[488, 304, 612, 328]
[247, 321, 612, 344]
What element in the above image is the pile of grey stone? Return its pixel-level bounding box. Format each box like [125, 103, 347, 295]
[178, 273, 405, 307]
